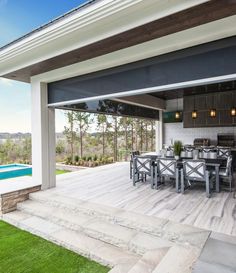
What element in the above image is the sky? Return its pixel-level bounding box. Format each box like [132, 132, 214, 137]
[0, 0, 88, 133]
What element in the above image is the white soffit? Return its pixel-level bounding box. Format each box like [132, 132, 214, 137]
[33, 15, 236, 84]
[0, 0, 208, 76]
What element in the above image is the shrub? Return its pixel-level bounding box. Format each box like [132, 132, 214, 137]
[66, 156, 72, 165]
[93, 155, 98, 161]
[108, 157, 114, 163]
[74, 155, 80, 162]
[87, 155, 92, 161]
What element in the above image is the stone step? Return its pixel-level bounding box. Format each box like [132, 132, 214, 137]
[127, 249, 169, 273]
[17, 199, 173, 255]
[192, 234, 236, 273]
[2, 210, 139, 271]
[29, 191, 210, 250]
[152, 244, 200, 273]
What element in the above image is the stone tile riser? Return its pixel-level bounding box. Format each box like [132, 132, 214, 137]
[3, 213, 139, 269]
[28, 193, 210, 249]
[17, 201, 173, 255]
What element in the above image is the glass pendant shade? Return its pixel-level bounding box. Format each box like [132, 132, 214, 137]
[231, 107, 236, 117]
[175, 111, 180, 119]
[209, 109, 216, 117]
[192, 110, 197, 119]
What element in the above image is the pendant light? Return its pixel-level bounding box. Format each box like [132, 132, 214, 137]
[209, 94, 216, 118]
[192, 94, 197, 119]
[175, 111, 180, 119]
[175, 96, 180, 119]
[231, 107, 236, 117]
[230, 92, 236, 116]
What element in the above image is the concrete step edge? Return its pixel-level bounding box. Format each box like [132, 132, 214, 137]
[29, 192, 208, 250]
[2, 211, 140, 268]
[17, 200, 173, 255]
[152, 244, 201, 273]
[127, 248, 170, 273]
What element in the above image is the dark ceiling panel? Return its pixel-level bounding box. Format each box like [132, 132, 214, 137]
[48, 36, 236, 104]
[149, 81, 236, 100]
[3, 0, 236, 82]
[58, 99, 159, 120]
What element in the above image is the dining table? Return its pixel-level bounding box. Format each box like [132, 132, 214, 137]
[140, 153, 226, 193]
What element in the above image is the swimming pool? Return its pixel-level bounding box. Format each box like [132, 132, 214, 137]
[0, 164, 32, 180]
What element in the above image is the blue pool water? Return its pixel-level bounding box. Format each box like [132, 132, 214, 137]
[0, 164, 32, 180]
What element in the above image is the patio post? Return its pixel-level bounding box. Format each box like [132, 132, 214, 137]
[31, 80, 56, 190]
[155, 110, 163, 152]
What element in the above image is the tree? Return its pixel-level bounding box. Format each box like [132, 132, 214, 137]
[151, 120, 155, 151]
[137, 119, 144, 152]
[56, 139, 65, 155]
[145, 120, 148, 152]
[97, 114, 110, 156]
[119, 117, 132, 160]
[21, 137, 31, 163]
[63, 111, 77, 161]
[75, 112, 92, 158]
[110, 115, 120, 162]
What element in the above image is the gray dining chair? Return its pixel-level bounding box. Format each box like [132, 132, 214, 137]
[217, 147, 231, 158]
[157, 158, 180, 192]
[130, 151, 140, 179]
[212, 155, 233, 192]
[133, 156, 156, 188]
[181, 159, 215, 198]
[200, 147, 217, 159]
[184, 146, 195, 158]
[166, 146, 174, 157]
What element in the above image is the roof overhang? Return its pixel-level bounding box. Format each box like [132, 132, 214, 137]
[1, 0, 230, 83]
[1, 0, 236, 84]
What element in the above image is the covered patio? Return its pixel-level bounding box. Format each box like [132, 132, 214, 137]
[41, 162, 236, 236]
[1, 1, 236, 271]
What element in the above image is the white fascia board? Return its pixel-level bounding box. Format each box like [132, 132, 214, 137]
[33, 15, 236, 84]
[0, 0, 208, 76]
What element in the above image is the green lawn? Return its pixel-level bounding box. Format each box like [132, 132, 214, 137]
[0, 221, 110, 273]
[28, 169, 70, 177]
[56, 169, 71, 175]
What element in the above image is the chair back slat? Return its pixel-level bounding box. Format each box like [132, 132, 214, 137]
[183, 159, 206, 181]
[217, 147, 231, 158]
[200, 147, 217, 159]
[158, 158, 176, 177]
[134, 156, 152, 174]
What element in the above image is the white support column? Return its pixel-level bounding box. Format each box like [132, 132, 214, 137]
[155, 110, 163, 152]
[31, 80, 56, 190]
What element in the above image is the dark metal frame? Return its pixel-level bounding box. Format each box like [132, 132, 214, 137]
[217, 147, 231, 158]
[218, 155, 234, 192]
[133, 156, 155, 188]
[181, 159, 214, 198]
[130, 151, 140, 179]
[157, 158, 180, 192]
